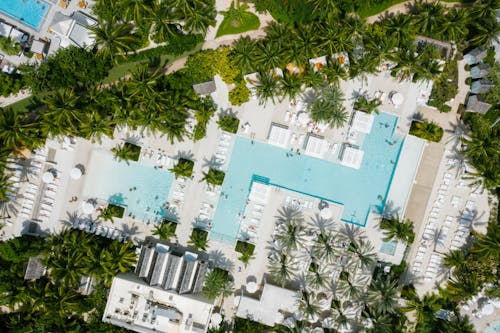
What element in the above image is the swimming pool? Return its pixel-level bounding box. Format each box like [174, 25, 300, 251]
[380, 240, 398, 256]
[211, 112, 403, 242]
[83, 150, 174, 223]
[0, 0, 51, 30]
[485, 320, 500, 333]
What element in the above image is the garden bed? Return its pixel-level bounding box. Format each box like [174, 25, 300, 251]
[217, 115, 240, 133]
[216, 12, 260, 37]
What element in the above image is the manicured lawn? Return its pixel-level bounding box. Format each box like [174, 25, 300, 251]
[216, 12, 260, 37]
[103, 43, 203, 83]
[357, 0, 471, 17]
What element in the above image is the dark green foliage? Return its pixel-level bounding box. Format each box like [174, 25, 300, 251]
[427, 60, 458, 112]
[409, 119, 444, 142]
[170, 158, 194, 178]
[229, 81, 250, 106]
[217, 115, 240, 133]
[235, 240, 255, 267]
[0, 72, 24, 97]
[201, 268, 233, 301]
[193, 97, 217, 141]
[108, 204, 125, 218]
[152, 220, 177, 241]
[253, 0, 317, 25]
[188, 228, 209, 251]
[380, 215, 415, 244]
[202, 168, 226, 186]
[233, 317, 273, 332]
[112, 142, 141, 163]
[21, 46, 111, 94]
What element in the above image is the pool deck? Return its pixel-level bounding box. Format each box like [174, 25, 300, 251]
[1, 66, 492, 320]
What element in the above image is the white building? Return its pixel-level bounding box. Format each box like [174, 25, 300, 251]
[103, 273, 214, 333]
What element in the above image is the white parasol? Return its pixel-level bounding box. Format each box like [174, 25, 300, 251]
[481, 303, 494, 316]
[70, 167, 82, 179]
[82, 201, 95, 214]
[42, 171, 54, 183]
[320, 208, 333, 219]
[391, 92, 404, 105]
[210, 313, 222, 326]
[246, 281, 258, 293]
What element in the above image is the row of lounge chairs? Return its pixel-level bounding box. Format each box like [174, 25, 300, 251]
[73, 219, 129, 242]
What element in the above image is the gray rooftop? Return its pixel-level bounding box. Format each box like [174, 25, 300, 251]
[466, 95, 492, 114]
[464, 47, 487, 65]
[471, 79, 494, 94]
[192, 80, 216, 95]
[24, 255, 46, 281]
[470, 63, 490, 79]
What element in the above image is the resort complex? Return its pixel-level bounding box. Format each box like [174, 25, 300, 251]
[0, 0, 499, 333]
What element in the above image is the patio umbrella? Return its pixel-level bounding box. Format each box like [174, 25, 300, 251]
[82, 201, 95, 214]
[210, 313, 222, 326]
[481, 303, 494, 316]
[246, 281, 258, 293]
[70, 167, 82, 179]
[320, 208, 333, 219]
[42, 171, 54, 183]
[391, 92, 404, 105]
[298, 112, 310, 126]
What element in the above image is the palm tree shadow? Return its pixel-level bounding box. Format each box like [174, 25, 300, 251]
[173, 150, 195, 161]
[275, 206, 304, 223]
[202, 156, 222, 169]
[382, 200, 401, 218]
[60, 210, 81, 228]
[208, 249, 234, 272]
[218, 107, 237, 118]
[124, 134, 142, 146]
[301, 89, 318, 107]
[120, 223, 140, 237]
[309, 214, 334, 232]
[339, 224, 365, 242]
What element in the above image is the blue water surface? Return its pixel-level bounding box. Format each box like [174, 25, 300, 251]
[0, 0, 51, 30]
[211, 112, 403, 242]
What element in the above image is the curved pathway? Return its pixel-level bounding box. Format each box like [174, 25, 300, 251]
[366, 0, 463, 23]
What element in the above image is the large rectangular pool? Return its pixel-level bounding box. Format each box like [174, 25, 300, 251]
[211, 112, 403, 242]
[0, 0, 51, 30]
[83, 150, 174, 223]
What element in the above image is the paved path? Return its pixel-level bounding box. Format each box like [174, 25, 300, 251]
[366, 1, 462, 23]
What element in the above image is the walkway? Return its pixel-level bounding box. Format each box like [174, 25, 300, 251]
[366, 1, 462, 23]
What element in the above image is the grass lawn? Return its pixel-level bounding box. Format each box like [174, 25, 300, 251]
[216, 12, 260, 37]
[103, 43, 203, 83]
[357, 0, 471, 17]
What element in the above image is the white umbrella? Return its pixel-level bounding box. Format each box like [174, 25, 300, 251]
[391, 92, 404, 105]
[320, 208, 333, 219]
[210, 313, 222, 326]
[82, 201, 95, 214]
[246, 281, 258, 293]
[42, 171, 54, 183]
[70, 167, 82, 179]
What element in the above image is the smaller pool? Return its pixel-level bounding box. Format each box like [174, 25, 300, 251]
[0, 0, 51, 30]
[380, 240, 398, 256]
[484, 320, 500, 333]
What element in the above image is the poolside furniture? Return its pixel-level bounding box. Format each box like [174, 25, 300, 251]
[465, 200, 476, 210]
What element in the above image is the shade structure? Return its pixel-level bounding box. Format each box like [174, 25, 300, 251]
[320, 208, 333, 219]
[247, 281, 258, 293]
[351, 111, 374, 134]
[341, 146, 364, 169]
[70, 167, 82, 179]
[481, 303, 494, 316]
[210, 313, 222, 326]
[391, 92, 404, 105]
[268, 124, 290, 148]
[42, 171, 55, 183]
[82, 201, 95, 214]
[297, 112, 310, 126]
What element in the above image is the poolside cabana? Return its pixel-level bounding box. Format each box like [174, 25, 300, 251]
[267, 123, 290, 148]
[30, 40, 48, 59]
[351, 111, 374, 134]
[340, 146, 364, 169]
[10, 28, 28, 43]
[248, 182, 271, 204]
[304, 134, 326, 158]
[0, 22, 12, 38]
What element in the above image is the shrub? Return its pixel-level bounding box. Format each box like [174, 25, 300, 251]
[409, 119, 444, 142]
[202, 168, 225, 186]
[0, 72, 24, 97]
[427, 60, 458, 113]
[229, 81, 250, 106]
[193, 97, 217, 141]
[353, 96, 381, 114]
[170, 158, 194, 178]
[184, 47, 240, 85]
[0, 36, 21, 55]
[217, 115, 239, 133]
[107, 204, 125, 218]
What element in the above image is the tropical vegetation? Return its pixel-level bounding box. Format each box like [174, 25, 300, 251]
[111, 142, 140, 163]
[235, 240, 255, 267]
[169, 158, 194, 178]
[0, 230, 136, 331]
[202, 168, 226, 186]
[380, 215, 416, 244]
[217, 1, 260, 37]
[410, 119, 444, 142]
[152, 219, 177, 241]
[201, 268, 234, 301]
[188, 228, 209, 251]
[217, 114, 240, 133]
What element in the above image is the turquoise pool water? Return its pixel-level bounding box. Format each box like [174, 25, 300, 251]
[380, 240, 398, 255]
[0, 0, 50, 30]
[211, 112, 403, 242]
[485, 320, 500, 333]
[83, 151, 174, 223]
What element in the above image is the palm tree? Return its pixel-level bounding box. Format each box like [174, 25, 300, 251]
[306, 0, 340, 18]
[268, 253, 297, 287]
[148, 0, 178, 42]
[121, 0, 151, 24]
[290, 26, 319, 66]
[411, 119, 443, 142]
[305, 262, 329, 290]
[90, 19, 139, 64]
[111, 143, 137, 165]
[461, 119, 499, 165]
[152, 220, 177, 241]
[169, 158, 194, 178]
[337, 271, 369, 301]
[238, 250, 255, 268]
[254, 41, 286, 72]
[275, 218, 307, 254]
[100, 242, 137, 279]
[188, 228, 208, 251]
[441, 8, 469, 43]
[231, 36, 257, 74]
[379, 215, 415, 244]
[98, 206, 115, 223]
[296, 290, 321, 323]
[201, 168, 225, 186]
[318, 20, 354, 56]
[183, 1, 216, 34]
[0, 107, 42, 152]
[309, 85, 348, 128]
[470, 222, 500, 259]
[410, 0, 445, 37]
[312, 231, 336, 263]
[201, 268, 233, 301]
[323, 60, 348, 86]
[366, 275, 399, 314]
[263, 21, 290, 47]
[79, 111, 115, 144]
[469, 18, 500, 47]
[348, 239, 377, 270]
[279, 71, 303, 101]
[402, 292, 442, 324]
[254, 71, 279, 106]
[41, 88, 83, 137]
[381, 14, 416, 44]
